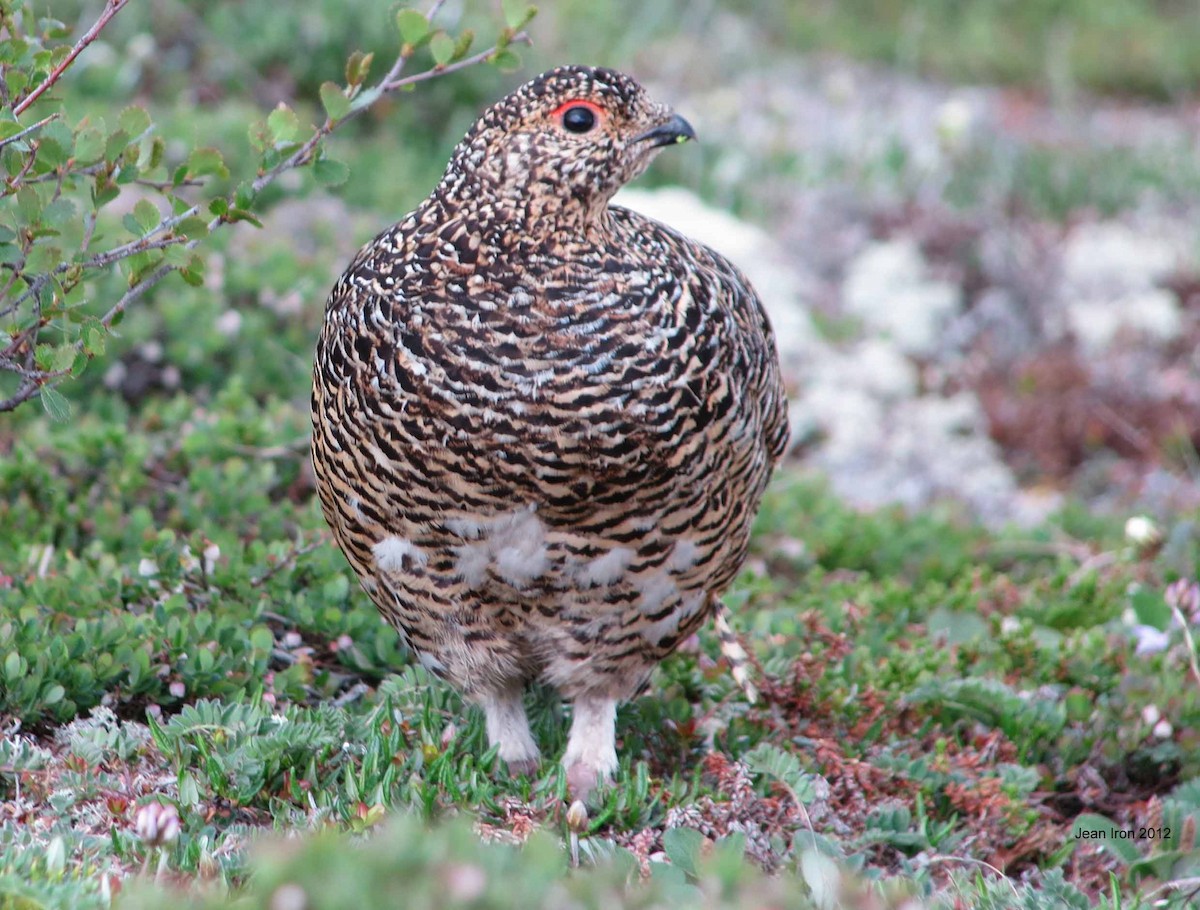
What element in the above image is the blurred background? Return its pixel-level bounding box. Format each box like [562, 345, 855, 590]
[42, 0, 1200, 527]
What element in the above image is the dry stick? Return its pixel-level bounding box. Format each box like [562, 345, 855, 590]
[12, 0, 130, 117]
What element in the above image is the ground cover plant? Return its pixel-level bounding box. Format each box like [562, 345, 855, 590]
[2, 1, 1200, 908]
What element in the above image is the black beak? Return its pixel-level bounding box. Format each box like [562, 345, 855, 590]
[633, 113, 696, 149]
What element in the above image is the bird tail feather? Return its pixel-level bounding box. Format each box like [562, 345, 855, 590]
[714, 603, 758, 704]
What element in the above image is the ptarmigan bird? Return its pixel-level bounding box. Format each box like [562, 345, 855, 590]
[311, 65, 788, 797]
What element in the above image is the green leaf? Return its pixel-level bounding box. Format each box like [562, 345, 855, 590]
[37, 134, 67, 167]
[132, 198, 160, 234]
[50, 343, 76, 372]
[319, 82, 350, 121]
[0, 121, 24, 143]
[39, 386, 71, 421]
[452, 30, 474, 62]
[744, 742, 818, 802]
[349, 85, 383, 113]
[15, 186, 40, 223]
[118, 106, 151, 137]
[103, 128, 129, 163]
[395, 10, 429, 45]
[176, 216, 209, 240]
[345, 50, 374, 87]
[3, 651, 21, 680]
[249, 626, 274, 652]
[180, 253, 205, 287]
[233, 181, 256, 210]
[501, 0, 523, 28]
[313, 157, 350, 186]
[178, 771, 202, 807]
[83, 326, 106, 356]
[502, 0, 535, 30]
[1131, 587, 1170, 630]
[22, 243, 61, 274]
[490, 48, 522, 72]
[661, 827, 704, 878]
[92, 177, 119, 209]
[42, 684, 64, 705]
[73, 126, 104, 163]
[267, 104, 302, 145]
[146, 135, 164, 170]
[927, 606, 988, 644]
[187, 147, 228, 179]
[41, 197, 75, 228]
[429, 31, 454, 66]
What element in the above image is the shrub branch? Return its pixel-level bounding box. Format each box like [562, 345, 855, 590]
[0, 0, 532, 412]
[12, 0, 130, 117]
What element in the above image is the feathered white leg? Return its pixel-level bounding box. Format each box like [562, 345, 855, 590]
[480, 687, 540, 777]
[563, 695, 618, 801]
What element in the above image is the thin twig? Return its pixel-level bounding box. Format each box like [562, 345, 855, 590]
[382, 40, 530, 93]
[96, 260, 174, 330]
[13, 0, 130, 117]
[243, 1, 529, 203]
[1169, 601, 1200, 691]
[922, 855, 1020, 898]
[250, 534, 329, 588]
[0, 113, 59, 150]
[1144, 876, 1200, 903]
[230, 438, 311, 459]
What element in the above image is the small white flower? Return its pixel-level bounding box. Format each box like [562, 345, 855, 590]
[1000, 616, 1021, 635]
[215, 310, 243, 338]
[936, 97, 974, 152]
[1141, 704, 1161, 726]
[135, 802, 180, 847]
[1154, 719, 1174, 739]
[1125, 516, 1162, 547]
[137, 558, 158, 577]
[203, 543, 221, 574]
[169, 681, 186, 698]
[179, 545, 199, 572]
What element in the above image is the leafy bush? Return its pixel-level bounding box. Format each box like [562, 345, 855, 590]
[0, 0, 533, 414]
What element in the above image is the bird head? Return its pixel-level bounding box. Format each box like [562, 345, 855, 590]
[440, 65, 695, 226]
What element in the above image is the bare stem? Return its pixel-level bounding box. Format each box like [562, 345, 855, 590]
[1170, 600, 1200, 692]
[12, 0, 130, 117]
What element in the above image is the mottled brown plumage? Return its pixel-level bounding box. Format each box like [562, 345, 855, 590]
[311, 65, 787, 795]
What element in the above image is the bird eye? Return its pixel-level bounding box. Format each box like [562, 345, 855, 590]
[561, 104, 597, 134]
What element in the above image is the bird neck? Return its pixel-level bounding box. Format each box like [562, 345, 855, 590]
[435, 136, 615, 245]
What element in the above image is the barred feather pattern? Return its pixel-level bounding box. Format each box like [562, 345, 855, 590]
[311, 65, 786, 719]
